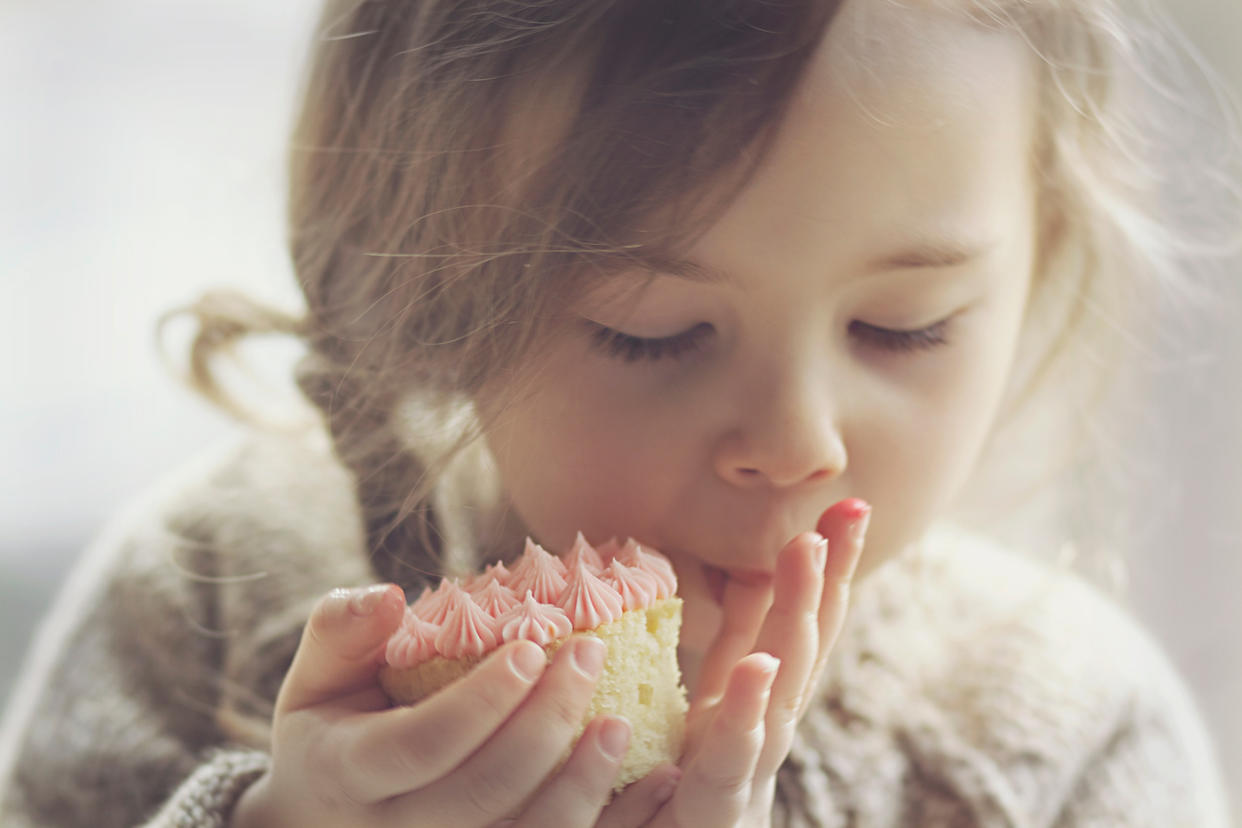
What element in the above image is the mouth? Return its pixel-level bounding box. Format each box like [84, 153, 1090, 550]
[701, 562, 772, 606]
[703, 563, 728, 606]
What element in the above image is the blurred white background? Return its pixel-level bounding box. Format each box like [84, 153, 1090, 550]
[2, 0, 1240, 819]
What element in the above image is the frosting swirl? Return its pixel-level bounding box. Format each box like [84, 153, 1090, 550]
[603, 559, 658, 611]
[473, 579, 521, 617]
[563, 531, 605, 573]
[498, 592, 573, 647]
[464, 561, 511, 595]
[509, 539, 569, 604]
[386, 608, 439, 669]
[435, 585, 500, 658]
[558, 557, 624, 630]
[412, 580, 457, 625]
[617, 539, 677, 599]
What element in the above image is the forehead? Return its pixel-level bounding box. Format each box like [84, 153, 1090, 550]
[820, 0, 1033, 120]
[669, 0, 1038, 281]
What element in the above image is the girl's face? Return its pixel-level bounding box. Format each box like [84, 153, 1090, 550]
[477, 7, 1037, 655]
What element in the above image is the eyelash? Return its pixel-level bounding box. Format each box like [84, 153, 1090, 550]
[848, 318, 953, 353]
[587, 318, 954, 363]
[588, 322, 714, 363]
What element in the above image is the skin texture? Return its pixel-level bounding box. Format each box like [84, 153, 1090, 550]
[236, 4, 1042, 827]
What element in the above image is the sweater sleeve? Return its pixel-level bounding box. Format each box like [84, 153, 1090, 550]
[0, 510, 273, 828]
[0, 430, 373, 828]
[138, 749, 270, 828]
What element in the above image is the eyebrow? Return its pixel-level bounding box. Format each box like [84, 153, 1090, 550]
[647, 237, 996, 285]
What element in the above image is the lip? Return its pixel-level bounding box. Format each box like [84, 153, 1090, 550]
[701, 563, 772, 606]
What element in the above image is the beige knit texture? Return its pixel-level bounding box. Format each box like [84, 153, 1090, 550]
[141, 750, 268, 828]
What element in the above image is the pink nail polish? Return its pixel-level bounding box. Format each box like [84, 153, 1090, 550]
[849, 508, 872, 547]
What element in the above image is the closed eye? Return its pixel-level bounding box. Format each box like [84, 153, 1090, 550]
[849, 317, 954, 352]
[585, 322, 713, 363]
[585, 316, 955, 363]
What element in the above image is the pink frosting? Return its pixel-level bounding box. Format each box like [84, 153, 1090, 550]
[563, 531, 606, 573]
[473, 579, 521, 617]
[508, 539, 569, 604]
[558, 558, 624, 630]
[412, 580, 457, 624]
[464, 561, 511, 595]
[435, 586, 500, 658]
[497, 592, 573, 647]
[386, 608, 439, 669]
[616, 539, 677, 599]
[603, 559, 659, 611]
[387, 531, 680, 670]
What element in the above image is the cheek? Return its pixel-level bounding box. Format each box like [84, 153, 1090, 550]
[850, 307, 1026, 570]
[481, 356, 695, 550]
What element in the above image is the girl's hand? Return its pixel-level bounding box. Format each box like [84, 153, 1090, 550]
[650, 498, 870, 827]
[231, 584, 676, 828]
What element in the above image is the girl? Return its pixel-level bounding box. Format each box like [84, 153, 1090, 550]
[1, 0, 1235, 825]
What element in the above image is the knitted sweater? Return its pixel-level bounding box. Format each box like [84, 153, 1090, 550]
[0, 424, 1230, 827]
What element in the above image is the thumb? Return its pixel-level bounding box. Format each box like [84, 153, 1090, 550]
[276, 583, 405, 714]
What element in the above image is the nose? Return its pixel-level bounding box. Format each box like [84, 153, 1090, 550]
[713, 358, 847, 490]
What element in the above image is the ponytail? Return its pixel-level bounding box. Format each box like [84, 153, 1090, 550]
[156, 290, 308, 427]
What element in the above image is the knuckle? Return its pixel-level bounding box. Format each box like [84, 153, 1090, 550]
[545, 689, 587, 732]
[560, 763, 610, 812]
[550, 742, 613, 809]
[340, 721, 427, 798]
[694, 760, 752, 801]
[384, 745, 427, 785]
[305, 725, 366, 810]
[462, 763, 522, 820]
[468, 667, 525, 721]
[801, 603, 821, 628]
[775, 691, 803, 723]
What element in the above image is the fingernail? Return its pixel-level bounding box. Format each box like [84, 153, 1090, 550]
[349, 584, 391, 616]
[597, 716, 630, 761]
[572, 636, 606, 679]
[849, 507, 872, 547]
[755, 652, 781, 683]
[508, 642, 546, 683]
[813, 535, 828, 570]
[655, 767, 681, 804]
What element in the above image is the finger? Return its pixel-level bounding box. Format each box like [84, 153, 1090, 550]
[276, 584, 405, 715]
[657, 653, 778, 828]
[690, 572, 772, 711]
[810, 499, 870, 687]
[388, 635, 606, 826]
[815, 498, 870, 603]
[334, 639, 547, 803]
[510, 715, 629, 828]
[752, 532, 826, 777]
[595, 764, 681, 828]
